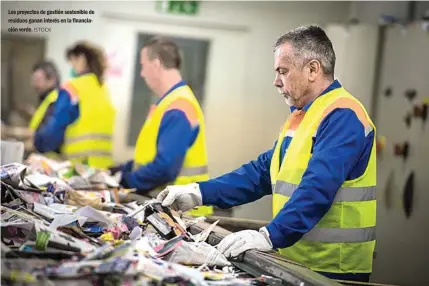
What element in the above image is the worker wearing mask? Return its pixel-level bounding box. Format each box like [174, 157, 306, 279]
[34, 41, 116, 169]
[157, 25, 376, 282]
[1, 61, 61, 155]
[110, 37, 212, 217]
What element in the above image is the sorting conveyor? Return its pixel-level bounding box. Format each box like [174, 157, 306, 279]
[190, 216, 399, 286]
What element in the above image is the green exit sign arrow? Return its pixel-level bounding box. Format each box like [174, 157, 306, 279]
[156, 1, 200, 16]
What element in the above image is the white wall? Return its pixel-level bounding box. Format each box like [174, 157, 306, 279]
[326, 24, 379, 114]
[2, 1, 350, 220]
[349, 1, 429, 24]
[349, 1, 409, 23]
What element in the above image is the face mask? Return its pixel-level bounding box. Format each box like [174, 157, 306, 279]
[69, 68, 78, 78]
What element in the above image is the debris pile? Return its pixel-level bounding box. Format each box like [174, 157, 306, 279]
[1, 154, 280, 286]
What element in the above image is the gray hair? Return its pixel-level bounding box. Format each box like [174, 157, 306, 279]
[274, 25, 336, 78]
[32, 61, 61, 86]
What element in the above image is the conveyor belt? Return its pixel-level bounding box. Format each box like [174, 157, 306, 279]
[189, 221, 342, 286]
[189, 219, 399, 286]
[111, 195, 397, 286]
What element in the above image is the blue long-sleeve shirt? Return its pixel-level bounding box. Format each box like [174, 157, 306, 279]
[34, 89, 79, 153]
[120, 80, 201, 193]
[35, 78, 197, 193]
[199, 81, 374, 277]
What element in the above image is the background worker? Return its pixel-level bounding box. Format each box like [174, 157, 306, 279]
[110, 37, 212, 216]
[28, 61, 61, 132]
[157, 25, 376, 282]
[1, 61, 61, 154]
[34, 41, 116, 169]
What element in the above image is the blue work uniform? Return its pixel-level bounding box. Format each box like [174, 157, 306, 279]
[34, 88, 79, 153]
[119, 80, 201, 193]
[199, 80, 373, 282]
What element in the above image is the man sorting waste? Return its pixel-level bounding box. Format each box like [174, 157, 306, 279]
[1, 61, 61, 154]
[110, 37, 212, 217]
[158, 25, 377, 283]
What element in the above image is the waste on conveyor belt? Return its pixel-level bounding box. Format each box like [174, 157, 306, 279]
[1, 154, 280, 286]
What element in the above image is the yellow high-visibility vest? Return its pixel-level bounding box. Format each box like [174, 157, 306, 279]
[29, 89, 58, 131]
[29, 89, 64, 160]
[60, 73, 116, 169]
[134, 84, 212, 216]
[270, 87, 376, 274]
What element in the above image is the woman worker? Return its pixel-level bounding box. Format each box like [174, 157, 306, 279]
[34, 41, 116, 169]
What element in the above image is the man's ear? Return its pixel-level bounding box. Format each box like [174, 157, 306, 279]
[308, 59, 321, 82]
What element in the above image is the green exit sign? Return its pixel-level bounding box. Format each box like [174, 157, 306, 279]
[156, 1, 200, 16]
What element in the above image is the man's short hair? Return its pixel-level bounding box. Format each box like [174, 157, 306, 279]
[32, 61, 61, 86]
[142, 37, 182, 69]
[274, 25, 336, 78]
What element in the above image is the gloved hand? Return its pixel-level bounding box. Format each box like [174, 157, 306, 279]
[156, 183, 202, 212]
[217, 228, 273, 258]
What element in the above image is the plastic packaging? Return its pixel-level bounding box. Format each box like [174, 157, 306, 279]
[0, 163, 26, 185]
[167, 241, 231, 267]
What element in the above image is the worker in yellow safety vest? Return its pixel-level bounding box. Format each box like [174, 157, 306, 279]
[1, 61, 61, 156]
[109, 37, 212, 217]
[33, 41, 116, 169]
[29, 62, 60, 131]
[157, 25, 376, 282]
[28, 61, 62, 159]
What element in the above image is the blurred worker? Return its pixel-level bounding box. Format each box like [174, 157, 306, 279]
[28, 61, 61, 131]
[1, 61, 61, 154]
[111, 37, 212, 216]
[157, 26, 376, 282]
[34, 41, 116, 169]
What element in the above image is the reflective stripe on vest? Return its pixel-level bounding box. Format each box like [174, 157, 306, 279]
[134, 164, 208, 177]
[270, 87, 377, 273]
[66, 150, 112, 159]
[61, 74, 115, 169]
[132, 85, 212, 216]
[178, 165, 208, 177]
[64, 133, 113, 144]
[272, 181, 376, 243]
[273, 181, 376, 202]
[303, 226, 375, 243]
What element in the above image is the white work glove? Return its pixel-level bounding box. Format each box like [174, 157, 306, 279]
[156, 183, 203, 212]
[217, 228, 273, 258]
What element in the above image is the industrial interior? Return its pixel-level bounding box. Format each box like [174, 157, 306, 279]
[1, 1, 429, 286]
